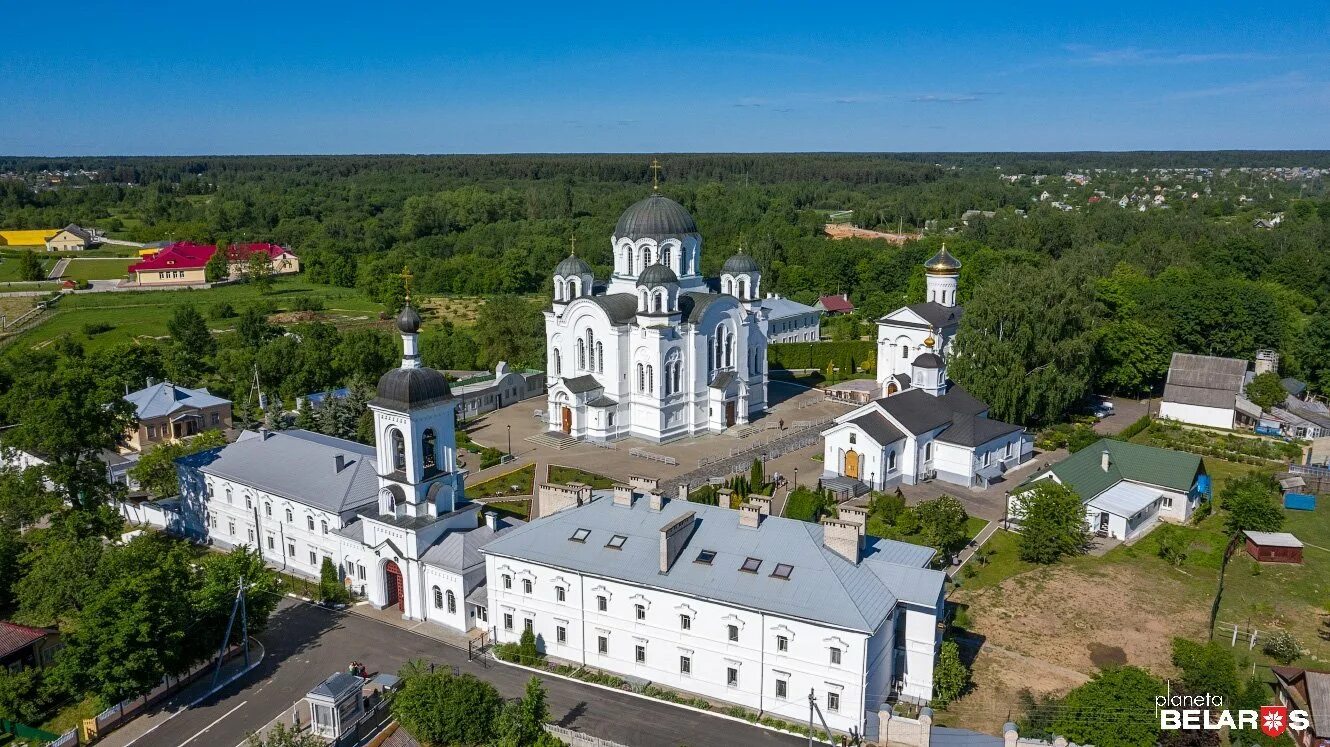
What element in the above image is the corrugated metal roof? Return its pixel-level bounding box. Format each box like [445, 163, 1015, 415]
[1162, 353, 1247, 408]
[197, 429, 377, 514]
[481, 493, 943, 632]
[1020, 438, 1202, 503]
[1243, 531, 1303, 548]
[1088, 481, 1161, 518]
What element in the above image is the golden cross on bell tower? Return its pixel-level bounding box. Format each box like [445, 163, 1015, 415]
[650, 158, 662, 191]
[401, 265, 413, 302]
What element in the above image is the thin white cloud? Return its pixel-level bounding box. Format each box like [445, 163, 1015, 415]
[1162, 71, 1325, 100]
[1065, 44, 1277, 66]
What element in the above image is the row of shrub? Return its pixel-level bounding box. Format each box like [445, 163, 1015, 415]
[767, 340, 875, 372]
[1142, 421, 1301, 462]
[720, 705, 832, 742]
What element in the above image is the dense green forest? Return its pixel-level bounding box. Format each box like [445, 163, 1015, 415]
[2, 153, 1328, 424]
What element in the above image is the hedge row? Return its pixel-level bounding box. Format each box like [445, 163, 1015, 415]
[768, 340, 876, 371]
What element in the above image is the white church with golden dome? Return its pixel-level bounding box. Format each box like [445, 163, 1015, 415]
[819, 246, 1032, 493]
[544, 189, 768, 443]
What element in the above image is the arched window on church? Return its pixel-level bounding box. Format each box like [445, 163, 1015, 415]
[888, 450, 897, 471]
[653, 291, 665, 313]
[738, 278, 748, 299]
[577, 339, 586, 370]
[901, 345, 909, 359]
[446, 589, 456, 614]
[647, 365, 654, 393]
[421, 429, 437, 471]
[390, 428, 406, 471]
[554, 349, 562, 376]
[722, 277, 732, 295]
[672, 361, 681, 393]
[714, 325, 725, 369]
[554, 277, 564, 302]
[432, 586, 443, 609]
[568, 278, 580, 298]
[639, 289, 649, 311]
[724, 332, 734, 368]
[661, 245, 672, 270]
[637, 363, 645, 392]
[595, 342, 604, 373]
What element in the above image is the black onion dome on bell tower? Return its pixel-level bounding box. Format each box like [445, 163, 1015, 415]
[614, 193, 699, 238]
[373, 367, 452, 411]
[396, 304, 422, 334]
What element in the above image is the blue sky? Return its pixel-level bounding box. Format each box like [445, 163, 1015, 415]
[3, 1, 1328, 154]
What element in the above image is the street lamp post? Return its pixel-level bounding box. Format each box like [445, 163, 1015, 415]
[506, 424, 512, 456]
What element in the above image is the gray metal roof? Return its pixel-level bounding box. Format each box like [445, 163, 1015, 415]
[124, 382, 230, 420]
[562, 375, 603, 394]
[937, 412, 1023, 448]
[636, 263, 679, 287]
[1162, 353, 1247, 408]
[554, 254, 592, 277]
[422, 516, 525, 572]
[308, 670, 362, 699]
[875, 386, 987, 435]
[586, 294, 638, 324]
[198, 429, 377, 513]
[904, 302, 964, 328]
[1307, 671, 1330, 736]
[709, 370, 736, 390]
[679, 292, 725, 323]
[481, 493, 944, 633]
[722, 251, 759, 273]
[759, 296, 819, 321]
[912, 352, 944, 369]
[848, 411, 905, 447]
[613, 193, 699, 238]
[1243, 531, 1303, 548]
[373, 366, 452, 411]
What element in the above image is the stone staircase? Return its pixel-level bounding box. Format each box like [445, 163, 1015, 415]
[526, 431, 579, 450]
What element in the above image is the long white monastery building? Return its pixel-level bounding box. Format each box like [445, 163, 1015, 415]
[482, 488, 946, 735]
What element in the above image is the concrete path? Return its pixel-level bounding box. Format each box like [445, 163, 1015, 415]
[948, 520, 998, 579]
[46, 257, 69, 279]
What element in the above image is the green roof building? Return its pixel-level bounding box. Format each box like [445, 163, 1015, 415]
[1010, 439, 1208, 542]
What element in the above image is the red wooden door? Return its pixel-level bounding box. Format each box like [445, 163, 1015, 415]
[385, 561, 404, 611]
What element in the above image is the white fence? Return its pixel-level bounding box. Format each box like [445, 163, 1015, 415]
[629, 447, 678, 465]
[47, 728, 78, 747]
[544, 724, 631, 747]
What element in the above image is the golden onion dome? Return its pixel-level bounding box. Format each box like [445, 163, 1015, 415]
[924, 334, 936, 348]
[924, 243, 962, 275]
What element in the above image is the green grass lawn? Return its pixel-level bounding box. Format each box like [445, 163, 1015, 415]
[468, 463, 536, 499]
[548, 464, 616, 488]
[0, 255, 54, 281]
[951, 528, 1037, 591]
[60, 258, 135, 281]
[38, 694, 100, 736]
[6, 277, 384, 353]
[487, 499, 532, 520]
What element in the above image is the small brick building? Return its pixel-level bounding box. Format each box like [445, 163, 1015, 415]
[1243, 530, 1304, 564]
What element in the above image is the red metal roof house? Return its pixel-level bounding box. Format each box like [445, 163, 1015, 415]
[815, 293, 855, 316]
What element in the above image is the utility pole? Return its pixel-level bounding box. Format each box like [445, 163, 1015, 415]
[211, 577, 249, 687]
[807, 689, 833, 747]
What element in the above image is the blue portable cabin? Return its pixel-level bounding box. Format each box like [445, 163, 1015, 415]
[1284, 492, 1316, 511]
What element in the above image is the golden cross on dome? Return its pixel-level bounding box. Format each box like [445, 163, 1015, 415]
[401, 265, 413, 301]
[570, 235, 577, 255]
[650, 158, 662, 191]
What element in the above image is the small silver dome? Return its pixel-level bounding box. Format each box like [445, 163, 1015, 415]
[636, 263, 679, 287]
[396, 304, 422, 334]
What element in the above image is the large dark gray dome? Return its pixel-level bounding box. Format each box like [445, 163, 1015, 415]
[636, 263, 679, 287]
[373, 367, 452, 411]
[722, 251, 759, 273]
[554, 254, 592, 277]
[614, 193, 698, 238]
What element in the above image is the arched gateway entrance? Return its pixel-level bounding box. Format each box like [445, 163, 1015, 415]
[384, 560, 404, 611]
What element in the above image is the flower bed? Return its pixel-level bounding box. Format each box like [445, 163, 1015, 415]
[1138, 421, 1301, 464]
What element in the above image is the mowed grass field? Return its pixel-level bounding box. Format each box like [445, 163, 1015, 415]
[59, 257, 135, 281]
[0, 253, 54, 281]
[5, 277, 385, 353]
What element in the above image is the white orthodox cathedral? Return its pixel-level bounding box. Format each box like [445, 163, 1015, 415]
[544, 190, 769, 443]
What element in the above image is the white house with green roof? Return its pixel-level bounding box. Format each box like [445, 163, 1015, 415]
[1008, 439, 1208, 542]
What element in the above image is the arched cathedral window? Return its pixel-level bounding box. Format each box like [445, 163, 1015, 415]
[554, 349, 562, 375]
[637, 363, 645, 392]
[446, 590, 456, 614]
[647, 365, 654, 393]
[432, 586, 443, 609]
[595, 342, 604, 373]
[577, 339, 586, 370]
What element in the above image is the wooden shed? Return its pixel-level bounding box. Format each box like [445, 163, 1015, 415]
[1243, 531, 1304, 564]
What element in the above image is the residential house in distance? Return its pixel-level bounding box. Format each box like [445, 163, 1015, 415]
[123, 380, 233, 452]
[127, 241, 299, 287]
[452, 362, 547, 420]
[225, 242, 301, 277]
[0, 621, 59, 670]
[814, 293, 855, 316]
[1009, 439, 1208, 542]
[1158, 353, 1259, 430]
[44, 223, 96, 251]
[1270, 666, 1329, 747]
[127, 242, 216, 285]
[759, 294, 822, 343]
[482, 487, 947, 737]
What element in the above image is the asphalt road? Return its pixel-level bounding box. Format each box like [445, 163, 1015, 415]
[130, 599, 809, 747]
